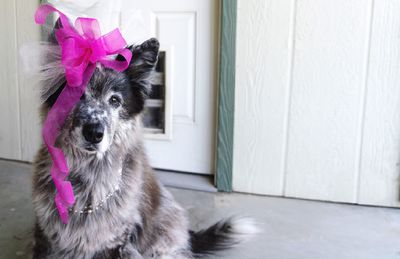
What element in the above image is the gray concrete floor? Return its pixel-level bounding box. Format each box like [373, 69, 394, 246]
[1, 160, 400, 259]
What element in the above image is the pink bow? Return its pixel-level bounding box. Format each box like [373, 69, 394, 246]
[35, 4, 132, 224]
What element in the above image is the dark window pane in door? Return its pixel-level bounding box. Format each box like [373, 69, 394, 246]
[143, 51, 166, 134]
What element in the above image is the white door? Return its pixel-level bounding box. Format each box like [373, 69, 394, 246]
[120, 0, 219, 174]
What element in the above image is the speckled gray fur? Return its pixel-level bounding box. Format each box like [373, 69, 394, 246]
[32, 38, 255, 259]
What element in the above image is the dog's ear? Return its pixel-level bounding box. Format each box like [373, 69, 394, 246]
[48, 18, 62, 45]
[41, 18, 66, 108]
[121, 38, 159, 114]
[124, 38, 160, 96]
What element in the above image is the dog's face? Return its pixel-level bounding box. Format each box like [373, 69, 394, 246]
[43, 38, 159, 155]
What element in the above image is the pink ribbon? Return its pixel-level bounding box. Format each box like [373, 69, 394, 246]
[35, 4, 132, 224]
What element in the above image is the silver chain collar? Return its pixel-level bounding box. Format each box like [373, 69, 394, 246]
[69, 171, 123, 215]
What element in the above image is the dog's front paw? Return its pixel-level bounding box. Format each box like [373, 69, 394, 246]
[119, 243, 143, 259]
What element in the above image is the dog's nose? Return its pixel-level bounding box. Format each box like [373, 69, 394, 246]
[82, 123, 104, 144]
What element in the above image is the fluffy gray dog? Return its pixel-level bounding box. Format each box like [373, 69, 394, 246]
[31, 37, 256, 259]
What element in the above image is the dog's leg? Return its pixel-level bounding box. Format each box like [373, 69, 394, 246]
[120, 244, 143, 259]
[32, 223, 51, 259]
[92, 243, 143, 259]
[114, 240, 142, 259]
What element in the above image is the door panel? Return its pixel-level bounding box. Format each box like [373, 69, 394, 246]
[121, 0, 219, 174]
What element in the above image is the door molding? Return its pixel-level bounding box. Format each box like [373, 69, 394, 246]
[215, 0, 237, 192]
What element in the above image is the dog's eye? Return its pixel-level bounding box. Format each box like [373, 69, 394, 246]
[109, 95, 121, 108]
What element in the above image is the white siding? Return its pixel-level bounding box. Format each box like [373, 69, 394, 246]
[358, 0, 400, 207]
[233, 0, 294, 195]
[233, 0, 400, 207]
[0, 0, 41, 162]
[0, 1, 21, 160]
[284, 0, 372, 203]
[16, 0, 42, 162]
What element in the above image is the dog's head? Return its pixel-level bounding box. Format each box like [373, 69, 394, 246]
[42, 38, 159, 155]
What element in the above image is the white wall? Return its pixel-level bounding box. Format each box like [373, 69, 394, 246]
[233, 0, 400, 207]
[2, 0, 400, 208]
[0, 0, 41, 162]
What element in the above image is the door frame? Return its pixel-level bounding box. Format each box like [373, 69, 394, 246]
[215, 0, 237, 192]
